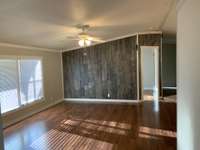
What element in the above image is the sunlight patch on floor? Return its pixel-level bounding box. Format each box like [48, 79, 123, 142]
[30, 129, 113, 150]
[60, 118, 131, 136]
[139, 126, 176, 139]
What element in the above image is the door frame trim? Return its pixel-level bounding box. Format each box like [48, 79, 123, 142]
[140, 46, 160, 101]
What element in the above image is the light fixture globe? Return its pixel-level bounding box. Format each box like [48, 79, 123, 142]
[78, 39, 85, 47]
[78, 39, 91, 47]
[85, 39, 91, 46]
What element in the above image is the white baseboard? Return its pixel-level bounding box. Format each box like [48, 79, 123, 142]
[64, 98, 140, 104]
[163, 87, 177, 90]
[3, 99, 64, 128]
[143, 87, 154, 90]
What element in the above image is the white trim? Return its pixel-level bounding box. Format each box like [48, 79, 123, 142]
[140, 46, 160, 48]
[0, 55, 43, 60]
[62, 31, 162, 52]
[136, 34, 140, 101]
[137, 31, 162, 35]
[163, 86, 177, 90]
[143, 87, 154, 90]
[60, 53, 64, 99]
[16, 59, 22, 106]
[64, 98, 170, 104]
[3, 99, 64, 128]
[140, 46, 160, 101]
[160, 35, 163, 97]
[0, 42, 60, 53]
[64, 98, 140, 103]
[41, 58, 45, 101]
[163, 98, 176, 103]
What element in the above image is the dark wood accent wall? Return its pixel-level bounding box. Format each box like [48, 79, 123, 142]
[62, 33, 162, 100]
[138, 34, 161, 46]
[63, 36, 137, 100]
[138, 34, 162, 98]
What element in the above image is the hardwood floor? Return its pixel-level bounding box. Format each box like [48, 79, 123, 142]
[3, 101, 176, 150]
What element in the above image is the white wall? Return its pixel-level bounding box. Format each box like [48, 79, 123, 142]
[0, 44, 63, 127]
[177, 0, 200, 149]
[141, 47, 155, 90]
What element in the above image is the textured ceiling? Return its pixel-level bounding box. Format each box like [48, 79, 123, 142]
[0, 0, 176, 50]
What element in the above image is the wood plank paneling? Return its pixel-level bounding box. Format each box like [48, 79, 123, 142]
[62, 33, 162, 100]
[138, 34, 161, 46]
[63, 36, 137, 100]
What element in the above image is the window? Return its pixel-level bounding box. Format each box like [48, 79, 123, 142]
[0, 57, 44, 114]
[0, 59, 19, 113]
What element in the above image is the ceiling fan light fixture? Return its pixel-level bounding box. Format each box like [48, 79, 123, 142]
[85, 39, 91, 46]
[78, 39, 85, 47]
[78, 39, 91, 47]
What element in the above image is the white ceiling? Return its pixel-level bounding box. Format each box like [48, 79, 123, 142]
[0, 0, 176, 51]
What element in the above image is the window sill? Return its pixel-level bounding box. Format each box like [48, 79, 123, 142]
[2, 98, 45, 117]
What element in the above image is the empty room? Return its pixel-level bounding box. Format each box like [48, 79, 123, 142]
[0, 0, 199, 150]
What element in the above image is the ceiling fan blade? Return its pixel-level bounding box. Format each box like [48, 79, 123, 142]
[66, 36, 80, 40]
[90, 37, 105, 42]
[67, 39, 80, 41]
[66, 35, 77, 38]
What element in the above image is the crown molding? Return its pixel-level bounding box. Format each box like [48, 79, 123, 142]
[62, 31, 162, 52]
[0, 42, 61, 53]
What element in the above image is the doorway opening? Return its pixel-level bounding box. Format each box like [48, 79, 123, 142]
[140, 46, 159, 101]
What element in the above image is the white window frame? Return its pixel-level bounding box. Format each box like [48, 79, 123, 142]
[0, 55, 45, 115]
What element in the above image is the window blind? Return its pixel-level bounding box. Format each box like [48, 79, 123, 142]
[0, 57, 43, 113]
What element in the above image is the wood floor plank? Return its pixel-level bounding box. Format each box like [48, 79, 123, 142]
[3, 101, 176, 150]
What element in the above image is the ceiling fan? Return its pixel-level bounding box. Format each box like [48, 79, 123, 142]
[67, 24, 104, 47]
